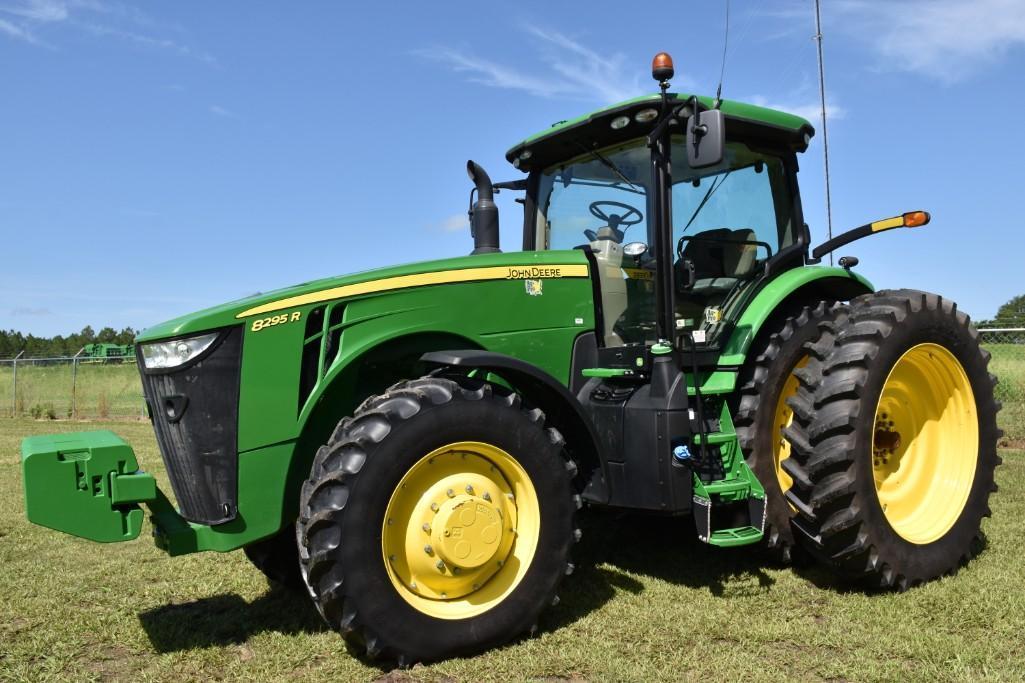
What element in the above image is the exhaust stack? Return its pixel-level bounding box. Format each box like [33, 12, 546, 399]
[466, 160, 500, 254]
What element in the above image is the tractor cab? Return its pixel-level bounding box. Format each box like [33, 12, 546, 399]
[504, 57, 814, 358]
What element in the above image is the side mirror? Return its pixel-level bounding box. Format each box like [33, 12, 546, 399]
[687, 107, 725, 168]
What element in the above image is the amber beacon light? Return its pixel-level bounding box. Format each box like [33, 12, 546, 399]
[651, 52, 674, 82]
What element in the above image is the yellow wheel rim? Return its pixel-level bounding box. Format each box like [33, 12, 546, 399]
[772, 355, 809, 499]
[873, 343, 978, 544]
[381, 441, 539, 619]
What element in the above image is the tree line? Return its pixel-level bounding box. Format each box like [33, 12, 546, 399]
[0, 326, 137, 359]
[982, 294, 1025, 327]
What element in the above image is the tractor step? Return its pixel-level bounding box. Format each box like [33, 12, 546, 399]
[692, 493, 767, 547]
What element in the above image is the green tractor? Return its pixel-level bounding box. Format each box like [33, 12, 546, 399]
[22, 53, 1000, 663]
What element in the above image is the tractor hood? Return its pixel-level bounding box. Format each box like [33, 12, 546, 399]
[136, 250, 590, 342]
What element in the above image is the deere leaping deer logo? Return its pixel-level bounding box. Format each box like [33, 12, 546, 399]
[525, 279, 543, 296]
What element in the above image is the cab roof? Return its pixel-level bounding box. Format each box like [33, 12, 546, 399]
[505, 93, 815, 173]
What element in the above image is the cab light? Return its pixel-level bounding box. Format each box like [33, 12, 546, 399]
[634, 108, 659, 123]
[610, 115, 630, 130]
[141, 332, 219, 370]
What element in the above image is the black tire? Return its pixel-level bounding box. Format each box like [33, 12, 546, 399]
[296, 376, 578, 664]
[783, 290, 1002, 589]
[243, 525, 305, 591]
[733, 301, 838, 563]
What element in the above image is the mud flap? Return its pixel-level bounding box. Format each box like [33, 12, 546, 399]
[22, 430, 157, 542]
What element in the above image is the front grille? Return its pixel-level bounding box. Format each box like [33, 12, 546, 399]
[138, 326, 243, 525]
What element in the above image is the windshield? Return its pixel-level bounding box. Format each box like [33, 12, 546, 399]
[536, 138, 796, 347]
[537, 140, 651, 251]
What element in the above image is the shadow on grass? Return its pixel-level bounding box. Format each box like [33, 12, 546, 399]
[577, 509, 776, 593]
[138, 585, 327, 653]
[137, 511, 783, 661]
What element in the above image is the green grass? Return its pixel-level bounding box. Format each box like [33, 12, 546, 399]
[1, 344, 1022, 681]
[2, 416, 1025, 682]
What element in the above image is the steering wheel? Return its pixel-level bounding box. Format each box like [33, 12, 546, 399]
[586, 201, 643, 242]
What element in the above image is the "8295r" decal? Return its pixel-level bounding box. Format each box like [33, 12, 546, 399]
[251, 310, 302, 332]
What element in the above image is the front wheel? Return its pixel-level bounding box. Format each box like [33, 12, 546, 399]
[296, 376, 578, 663]
[783, 290, 1001, 589]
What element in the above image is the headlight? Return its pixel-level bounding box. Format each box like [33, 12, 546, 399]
[141, 332, 219, 370]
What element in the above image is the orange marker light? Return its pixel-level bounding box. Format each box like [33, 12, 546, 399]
[903, 211, 931, 228]
[652, 52, 674, 82]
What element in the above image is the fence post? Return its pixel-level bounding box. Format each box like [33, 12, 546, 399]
[12, 350, 24, 418]
[71, 347, 85, 419]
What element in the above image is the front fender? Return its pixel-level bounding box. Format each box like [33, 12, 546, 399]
[421, 349, 610, 504]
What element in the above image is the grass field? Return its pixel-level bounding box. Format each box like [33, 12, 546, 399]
[1, 345, 1023, 682]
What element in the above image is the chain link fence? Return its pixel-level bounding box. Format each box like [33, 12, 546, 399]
[979, 328, 1025, 445]
[0, 354, 146, 420]
[0, 329, 1022, 435]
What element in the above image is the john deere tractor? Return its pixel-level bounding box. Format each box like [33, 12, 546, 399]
[22, 54, 1000, 663]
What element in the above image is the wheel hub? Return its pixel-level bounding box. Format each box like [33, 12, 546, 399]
[382, 443, 528, 609]
[433, 494, 504, 569]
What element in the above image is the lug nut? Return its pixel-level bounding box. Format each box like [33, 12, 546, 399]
[465, 484, 474, 494]
[424, 545, 433, 555]
[430, 502, 439, 512]
[436, 560, 445, 570]
[446, 488, 455, 498]
[483, 492, 492, 502]
[388, 554, 396, 562]
[453, 567, 461, 575]
[422, 523, 431, 533]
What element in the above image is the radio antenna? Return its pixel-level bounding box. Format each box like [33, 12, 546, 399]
[813, 0, 834, 265]
[713, 0, 730, 108]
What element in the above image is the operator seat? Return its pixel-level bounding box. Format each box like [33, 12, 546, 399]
[676, 228, 758, 296]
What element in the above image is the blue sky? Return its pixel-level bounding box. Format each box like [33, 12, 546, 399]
[2, 0, 1023, 337]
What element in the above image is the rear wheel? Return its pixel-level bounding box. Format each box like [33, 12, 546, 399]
[733, 301, 839, 563]
[296, 376, 577, 663]
[783, 290, 1001, 589]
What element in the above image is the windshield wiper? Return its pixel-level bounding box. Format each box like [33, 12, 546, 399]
[680, 170, 732, 234]
[577, 143, 642, 193]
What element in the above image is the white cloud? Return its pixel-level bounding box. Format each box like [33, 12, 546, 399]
[769, 0, 1025, 84]
[0, 0, 214, 63]
[11, 306, 53, 316]
[747, 95, 846, 123]
[437, 213, 468, 233]
[209, 105, 236, 119]
[845, 0, 1025, 82]
[417, 24, 665, 103]
[3, 0, 68, 22]
[0, 16, 41, 43]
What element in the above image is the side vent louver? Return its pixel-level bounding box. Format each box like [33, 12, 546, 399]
[298, 306, 326, 415]
[297, 302, 347, 417]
